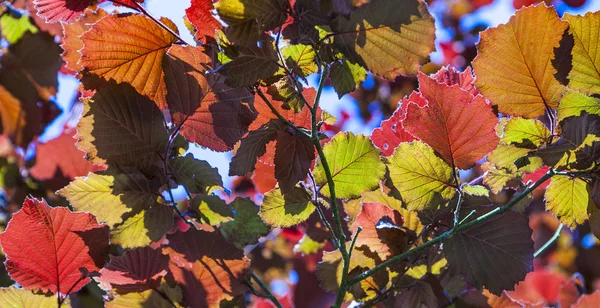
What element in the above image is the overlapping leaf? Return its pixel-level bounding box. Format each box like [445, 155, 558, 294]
[259, 187, 316, 227]
[314, 132, 386, 199]
[217, 39, 280, 88]
[215, 0, 289, 44]
[221, 198, 269, 247]
[386, 141, 456, 211]
[189, 194, 233, 226]
[80, 14, 179, 109]
[33, 0, 91, 23]
[557, 89, 600, 122]
[0, 85, 25, 140]
[0, 10, 38, 44]
[330, 0, 435, 79]
[61, 8, 108, 73]
[500, 118, 550, 148]
[185, 0, 222, 43]
[564, 11, 600, 95]
[545, 175, 592, 228]
[403, 72, 499, 170]
[230, 120, 284, 176]
[282, 44, 318, 78]
[274, 130, 315, 193]
[350, 202, 407, 260]
[371, 94, 421, 156]
[472, 4, 567, 118]
[0, 286, 57, 307]
[106, 283, 183, 308]
[0, 198, 109, 294]
[97, 247, 169, 293]
[169, 153, 223, 194]
[330, 56, 367, 98]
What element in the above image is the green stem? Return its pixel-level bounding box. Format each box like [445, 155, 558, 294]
[251, 273, 283, 308]
[534, 223, 563, 258]
[347, 169, 557, 286]
[256, 89, 311, 138]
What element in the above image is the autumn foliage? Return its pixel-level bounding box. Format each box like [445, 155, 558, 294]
[0, 0, 599, 307]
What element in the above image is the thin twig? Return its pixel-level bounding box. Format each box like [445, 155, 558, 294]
[348, 226, 362, 260]
[534, 223, 564, 258]
[255, 88, 311, 138]
[452, 188, 464, 229]
[131, 2, 190, 45]
[308, 171, 339, 248]
[251, 273, 283, 308]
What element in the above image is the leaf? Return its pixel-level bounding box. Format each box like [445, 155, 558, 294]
[29, 128, 104, 181]
[215, 0, 289, 44]
[370, 94, 422, 156]
[164, 45, 255, 152]
[481, 161, 522, 194]
[80, 14, 179, 109]
[500, 118, 550, 148]
[573, 290, 600, 308]
[403, 72, 499, 170]
[274, 130, 315, 193]
[76, 80, 169, 168]
[162, 229, 251, 307]
[185, 0, 222, 43]
[330, 0, 435, 79]
[61, 8, 108, 73]
[386, 141, 456, 211]
[0, 11, 38, 44]
[252, 160, 277, 194]
[230, 120, 284, 176]
[57, 166, 173, 248]
[488, 144, 542, 173]
[260, 187, 316, 227]
[170, 153, 223, 194]
[564, 11, 600, 95]
[472, 4, 567, 118]
[189, 194, 233, 226]
[444, 209, 534, 295]
[221, 198, 270, 248]
[431, 66, 478, 96]
[544, 175, 591, 229]
[251, 87, 318, 130]
[0, 85, 25, 140]
[535, 112, 600, 170]
[33, 0, 91, 23]
[0, 286, 56, 307]
[217, 40, 281, 88]
[106, 283, 183, 308]
[330, 56, 367, 98]
[282, 44, 318, 78]
[557, 89, 600, 122]
[462, 185, 490, 197]
[0, 198, 109, 294]
[350, 202, 406, 260]
[395, 279, 439, 308]
[314, 132, 386, 199]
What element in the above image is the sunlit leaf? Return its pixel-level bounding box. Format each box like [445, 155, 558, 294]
[185, 0, 222, 43]
[481, 161, 522, 194]
[314, 132, 386, 199]
[500, 117, 550, 148]
[0, 85, 25, 140]
[221, 198, 270, 248]
[282, 44, 318, 78]
[545, 175, 592, 229]
[97, 247, 169, 293]
[0, 11, 38, 44]
[106, 283, 183, 308]
[0, 198, 109, 294]
[189, 194, 233, 226]
[371, 93, 422, 156]
[431, 66, 478, 96]
[564, 11, 600, 95]
[573, 290, 600, 308]
[0, 286, 56, 308]
[557, 89, 600, 122]
[215, 0, 289, 44]
[386, 141, 456, 211]
[33, 0, 90, 23]
[61, 8, 108, 73]
[259, 187, 315, 228]
[330, 0, 435, 79]
[472, 4, 567, 118]
[350, 202, 407, 260]
[330, 55, 367, 98]
[462, 185, 490, 197]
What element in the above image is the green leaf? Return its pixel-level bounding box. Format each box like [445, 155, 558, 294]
[0, 286, 59, 307]
[481, 162, 522, 194]
[444, 209, 534, 295]
[294, 234, 325, 255]
[564, 11, 600, 95]
[0, 13, 38, 44]
[462, 185, 489, 197]
[221, 198, 270, 248]
[545, 175, 592, 228]
[500, 117, 550, 148]
[217, 40, 281, 87]
[330, 56, 367, 98]
[189, 195, 234, 226]
[487, 144, 543, 173]
[330, 0, 435, 79]
[215, 0, 289, 44]
[314, 132, 386, 199]
[557, 89, 600, 122]
[259, 187, 316, 227]
[170, 153, 223, 194]
[282, 44, 318, 78]
[386, 141, 456, 211]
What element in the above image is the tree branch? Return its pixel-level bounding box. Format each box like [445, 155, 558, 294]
[250, 273, 283, 308]
[534, 223, 563, 258]
[255, 88, 311, 138]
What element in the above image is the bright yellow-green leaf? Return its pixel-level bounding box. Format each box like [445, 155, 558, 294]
[330, 0, 435, 79]
[500, 118, 550, 148]
[473, 4, 567, 118]
[282, 44, 318, 78]
[330, 56, 367, 98]
[406, 258, 447, 279]
[462, 185, 490, 197]
[482, 162, 522, 194]
[386, 141, 456, 211]
[545, 175, 592, 228]
[111, 203, 173, 249]
[0, 13, 38, 44]
[564, 11, 600, 95]
[552, 134, 600, 170]
[0, 286, 59, 308]
[106, 283, 183, 308]
[189, 195, 233, 226]
[221, 198, 270, 248]
[557, 89, 600, 122]
[294, 234, 325, 255]
[314, 132, 386, 199]
[260, 187, 316, 227]
[487, 144, 543, 173]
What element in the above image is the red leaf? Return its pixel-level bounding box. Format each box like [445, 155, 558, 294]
[431, 66, 478, 97]
[350, 202, 405, 260]
[404, 72, 499, 170]
[162, 229, 250, 307]
[573, 291, 600, 308]
[29, 128, 105, 181]
[186, 0, 222, 43]
[97, 247, 169, 293]
[252, 160, 277, 194]
[250, 88, 319, 131]
[0, 198, 109, 295]
[274, 131, 315, 193]
[33, 0, 91, 23]
[370, 94, 422, 156]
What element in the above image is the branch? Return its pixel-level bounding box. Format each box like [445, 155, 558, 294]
[250, 273, 283, 308]
[255, 89, 311, 138]
[129, 1, 190, 45]
[347, 169, 558, 286]
[534, 223, 563, 258]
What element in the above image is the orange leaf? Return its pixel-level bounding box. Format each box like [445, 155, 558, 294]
[350, 202, 406, 260]
[61, 8, 108, 73]
[404, 72, 499, 170]
[573, 291, 600, 308]
[80, 14, 179, 109]
[250, 87, 318, 131]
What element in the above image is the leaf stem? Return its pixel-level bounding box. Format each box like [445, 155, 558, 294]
[534, 223, 563, 258]
[348, 226, 362, 260]
[251, 273, 283, 308]
[255, 88, 311, 138]
[308, 171, 339, 248]
[347, 169, 558, 286]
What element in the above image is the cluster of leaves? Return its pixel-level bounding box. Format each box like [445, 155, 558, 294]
[0, 0, 599, 307]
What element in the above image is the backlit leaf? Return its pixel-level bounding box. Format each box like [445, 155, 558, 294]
[564, 11, 600, 95]
[330, 56, 367, 98]
[221, 198, 270, 247]
[404, 72, 499, 170]
[350, 202, 407, 260]
[162, 229, 250, 307]
[0, 85, 25, 140]
[215, 0, 289, 44]
[500, 117, 550, 148]
[230, 120, 284, 176]
[462, 185, 490, 197]
[481, 161, 522, 194]
[185, 0, 222, 43]
[259, 187, 316, 227]
[386, 141, 456, 211]
[282, 44, 318, 78]
[80, 14, 179, 109]
[487, 144, 542, 173]
[0, 286, 56, 307]
[164, 45, 255, 152]
[445, 209, 534, 295]
[169, 153, 223, 194]
[97, 247, 169, 293]
[61, 8, 108, 73]
[189, 194, 233, 226]
[33, 0, 90, 23]
[0, 12, 38, 44]
[573, 290, 600, 308]
[76, 80, 169, 168]
[472, 4, 567, 118]
[330, 0, 435, 79]
[0, 198, 109, 294]
[251, 87, 318, 130]
[106, 283, 183, 308]
[371, 93, 422, 156]
[557, 89, 600, 122]
[314, 132, 386, 199]
[544, 175, 591, 228]
[274, 130, 315, 193]
[431, 66, 478, 96]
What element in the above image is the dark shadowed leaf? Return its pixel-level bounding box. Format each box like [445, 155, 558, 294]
[97, 247, 169, 293]
[170, 153, 223, 194]
[221, 198, 270, 248]
[274, 130, 315, 193]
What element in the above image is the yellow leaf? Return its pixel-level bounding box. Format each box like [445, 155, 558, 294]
[564, 11, 600, 95]
[0, 85, 25, 140]
[545, 175, 592, 229]
[0, 286, 61, 308]
[557, 89, 600, 122]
